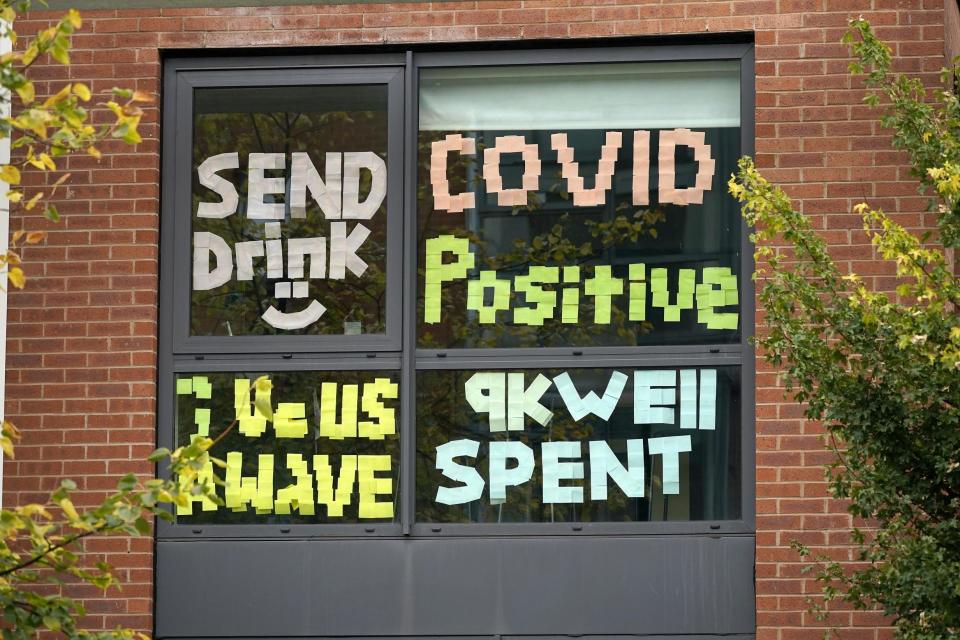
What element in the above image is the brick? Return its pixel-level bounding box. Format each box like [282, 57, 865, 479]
[6, 2, 946, 638]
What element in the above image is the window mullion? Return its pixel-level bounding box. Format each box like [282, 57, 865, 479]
[400, 51, 418, 536]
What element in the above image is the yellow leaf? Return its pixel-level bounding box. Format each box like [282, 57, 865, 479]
[0, 436, 14, 459]
[253, 376, 273, 420]
[43, 84, 72, 109]
[6, 191, 21, 203]
[21, 43, 38, 66]
[105, 101, 124, 118]
[87, 146, 102, 159]
[0, 165, 20, 185]
[131, 90, 154, 103]
[3, 420, 21, 441]
[67, 9, 82, 29]
[19, 503, 50, 518]
[73, 82, 91, 101]
[10, 230, 24, 244]
[24, 192, 43, 211]
[58, 498, 79, 521]
[15, 82, 34, 105]
[39, 153, 56, 171]
[8, 267, 25, 289]
[52, 172, 71, 188]
[25, 231, 46, 244]
[14, 112, 49, 140]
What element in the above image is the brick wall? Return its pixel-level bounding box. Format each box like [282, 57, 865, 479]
[5, 0, 946, 637]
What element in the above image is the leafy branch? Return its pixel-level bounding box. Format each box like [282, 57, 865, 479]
[730, 19, 960, 640]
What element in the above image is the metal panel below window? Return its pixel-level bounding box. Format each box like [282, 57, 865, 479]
[156, 536, 755, 638]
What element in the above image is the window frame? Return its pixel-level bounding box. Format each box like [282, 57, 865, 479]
[156, 41, 755, 541]
[166, 64, 406, 355]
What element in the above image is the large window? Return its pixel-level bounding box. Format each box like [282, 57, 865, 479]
[159, 48, 753, 538]
[191, 85, 391, 339]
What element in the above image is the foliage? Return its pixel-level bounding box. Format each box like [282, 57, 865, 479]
[729, 19, 960, 640]
[0, 439, 221, 640]
[0, 0, 149, 290]
[843, 19, 960, 249]
[0, 3, 221, 639]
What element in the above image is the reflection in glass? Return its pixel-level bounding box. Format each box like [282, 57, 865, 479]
[416, 367, 740, 524]
[191, 85, 389, 337]
[175, 370, 399, 525]
[417, 63, 742, 349]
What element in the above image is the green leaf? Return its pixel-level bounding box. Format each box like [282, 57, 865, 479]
[49, 44, 69, 65]
[42, 616, 61, 632]
[116, 473, 137, 491]
[133, 517, 151, 535]
[121, 127, 142, 145]
[147, 447, 171, 462]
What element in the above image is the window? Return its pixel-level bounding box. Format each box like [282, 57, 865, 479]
[159, 46, 754, 538]
[190, 84, 392, 339]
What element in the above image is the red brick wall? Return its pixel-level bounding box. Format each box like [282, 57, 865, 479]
[5, 0, 946, 637]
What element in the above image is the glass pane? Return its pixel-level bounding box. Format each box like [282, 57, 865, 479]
[420, 61, 740, 130]
[416, 366, 740, 524]
[191, 85, 389, 337]
[175, 370, 399, 525]
[417, 63, 742, 349]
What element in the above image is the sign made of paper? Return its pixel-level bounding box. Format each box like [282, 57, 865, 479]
[429, 128, 715, 212]
[422, 129, 738, 335]
[434, 368, 721, 506]
[176, 375, 398, 519]
[192, 151, 386, 330]
[424, 236, 739, 330]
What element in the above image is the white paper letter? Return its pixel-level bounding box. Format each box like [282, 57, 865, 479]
[342, 151, 387, 220]
[290, 152, 342, 219]
[634, 370, 677, 425]
[589, 439, 644, 500]
[507, 372, 553, 430]
[287, 237, 326, 279]
[329, 222, 370, 278]
[192, 231, 233, 290]
[234, 240, 264, 281]
[247, 153, 286, 219]
[197, 152, 239, 218]
[542, 441, 584, 504]
[699, 368, 717, 430]
[647, 435, 691, 495]
[435, 439, 484, 505]
[488, 441, 534, 504]
[465, 372, 506, 432]
[553, 370, 628, 421]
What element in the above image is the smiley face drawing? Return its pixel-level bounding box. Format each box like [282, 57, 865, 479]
[191, 150, 386, 333]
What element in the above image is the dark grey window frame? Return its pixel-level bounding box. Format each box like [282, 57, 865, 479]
[157, 41, 755, 541]
[166, 65, 405, 354]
